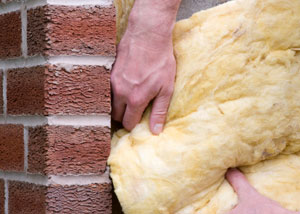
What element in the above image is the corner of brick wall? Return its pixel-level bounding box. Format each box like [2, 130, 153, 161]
[27, 5, 116, 57]
[28, 125, 111, 175]
[0, 0, 116, 213]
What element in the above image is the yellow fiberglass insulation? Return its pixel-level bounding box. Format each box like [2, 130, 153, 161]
[108, 0, 300, 213]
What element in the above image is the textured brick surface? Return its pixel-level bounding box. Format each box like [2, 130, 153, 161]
[7, 67, 45, 115]
[0, 125, 24, 171]
[8, 182, 111, 214]
[0, 11, 21, 58]
[28, 126, 47, 174]
[0, 179, 4, 214]
[28, 5, 116, 56]
[44, 65, 111, 115]
[7, 65, 110, 115]
[29, 126, 110, 175]
[9, 181, 46, 214]
[47, 183, 112, 214]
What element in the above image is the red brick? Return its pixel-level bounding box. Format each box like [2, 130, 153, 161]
[44, 65, 111, 115]
[46, 183, 112, 214]
[28, 5, 116, 57]
[0, 125, 24, 171]
[28, 126, 47, 174]
[28, 126, 110, 175]
[0, 11, 21, 58]
[7, 65, 110, 115]
[0, 179, 4, 214]
[7, 67, 45, 115]
[9, 181, 46, 214]
[8, 181, 111, 214]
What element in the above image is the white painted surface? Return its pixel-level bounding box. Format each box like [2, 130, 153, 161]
[26, 0, 113, 9]
[26, 0, 47, 9]
[0, 56, 115, 70]
[0, 0, 113, 17]
[0, 171, 111, 186]
[24, 128, 29, 172]
[4, 180, 8, 214]
[48, 56, 115, 70]
[21, 2, 28, 58]
[0, 1, 20, 15]
[0, 56, 46, 70]
[2, 70, 7, 117]
[46, 0, 113, 6]
[0, 171, 48, 186]
[0, 116, 48, 126]
[47, 115, 111, 127]
[49, 169, 110, 185]
[0, 115, 111, 127]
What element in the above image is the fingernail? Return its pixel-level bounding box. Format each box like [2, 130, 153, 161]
[153, 124, 163, 135]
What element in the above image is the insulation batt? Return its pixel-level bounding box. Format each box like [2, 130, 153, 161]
[109, 0, 300, 213]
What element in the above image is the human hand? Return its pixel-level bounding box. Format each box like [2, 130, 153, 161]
[111, 0, 180, 135]
[226, 168, 298, 214]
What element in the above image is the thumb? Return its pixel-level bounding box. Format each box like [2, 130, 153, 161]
[226, 168, 255, 200]
[149, 88, 173, 135]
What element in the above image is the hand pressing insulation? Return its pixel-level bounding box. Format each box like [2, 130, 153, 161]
[226, 169, 298, 214]
[110, 0, 300, 213]
[111, 30, 176, 134]
[111, 0, 181, 135]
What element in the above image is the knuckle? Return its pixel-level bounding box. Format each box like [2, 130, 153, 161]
[111, 76, 118, 88]
[111, 74, 117, 84]
[128, 95, 144, 107]
[163, 85, 174, 97]
[152, 105, 168, 117]
[111, 74, 120, 87]
[112, 83, 123, 97]
[128, 97, 139, 107]
[122, 119, 133, 131]
[153, 109, 168, 117]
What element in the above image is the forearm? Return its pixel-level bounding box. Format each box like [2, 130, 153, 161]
[127, 0, 182, 41]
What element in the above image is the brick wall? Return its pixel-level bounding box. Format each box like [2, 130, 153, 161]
[0, 0, 116, 213]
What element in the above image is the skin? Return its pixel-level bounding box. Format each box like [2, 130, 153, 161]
[111, 0, 182, 135]
[111, 1, 298, 212]
[226, 169, 298, 214]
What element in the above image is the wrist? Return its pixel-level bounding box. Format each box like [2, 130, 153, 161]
[127, 0, 181, 39]
[121, 31, 173, 52]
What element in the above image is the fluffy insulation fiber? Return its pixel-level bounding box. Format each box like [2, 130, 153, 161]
[108, 0, 300, 213]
